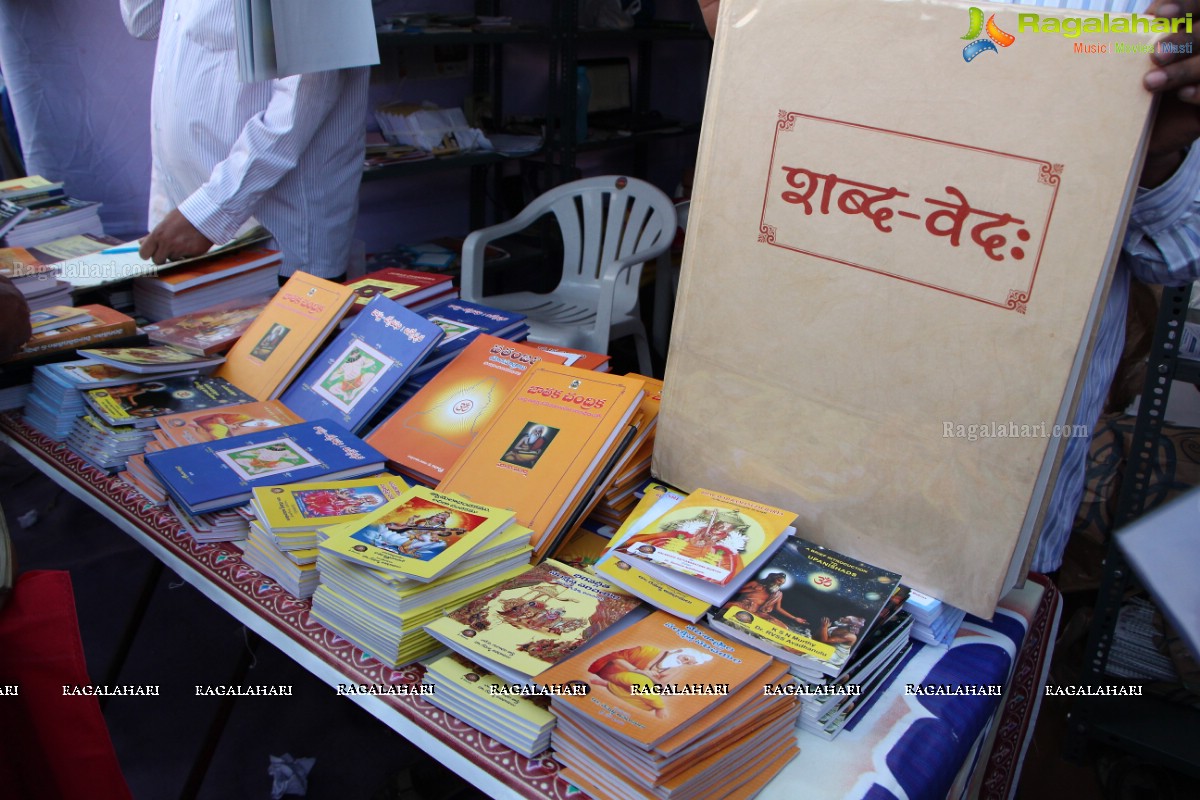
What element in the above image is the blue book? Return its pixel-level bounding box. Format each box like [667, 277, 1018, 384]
[145, 419, 386, 514]
[410, 299, 527, 376]
[279, 295, 443, 433]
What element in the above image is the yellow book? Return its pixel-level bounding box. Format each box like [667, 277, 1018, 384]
[320, 485, 515, 582]
[424, 653, 555, 729]
[251, 475, 407, 532]
[423, 559, 644, 684]
[593, 484, 715, 622]
[615, 488, 796, 588]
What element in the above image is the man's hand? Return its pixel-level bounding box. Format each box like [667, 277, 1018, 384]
[699, 0, 719, 37]
[1142, 1, 1200, 185]
[138, 209, 213, 265]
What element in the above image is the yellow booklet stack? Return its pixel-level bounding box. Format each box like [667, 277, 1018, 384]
[310, 485, 536, 667]
[241, 475, 408, 598]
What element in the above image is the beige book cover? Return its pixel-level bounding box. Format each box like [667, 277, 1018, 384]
[653, 0, 1161, 616]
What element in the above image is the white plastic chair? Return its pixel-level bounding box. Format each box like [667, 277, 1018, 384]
[460, 175, 677, 375]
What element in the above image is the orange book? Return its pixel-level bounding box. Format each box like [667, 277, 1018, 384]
[2, 304, 136, 364]
[135, 247, 282, 293]
[366, 335, 569, 482]
[521, 341, 611, 372]
[215, 272, 355, 400]
[535, 610, 775, 750]
[435, 363, 644, 553]
[156, 400, 304, 448]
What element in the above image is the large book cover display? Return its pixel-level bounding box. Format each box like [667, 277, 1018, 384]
[653, 0, 1159, 616]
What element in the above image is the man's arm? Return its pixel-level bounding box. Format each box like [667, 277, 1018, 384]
[1121, 1, 1200, 284]
[120, 0, 164, 40]
[139, 68, 360, 264]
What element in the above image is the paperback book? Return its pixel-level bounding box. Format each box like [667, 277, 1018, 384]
[366, 335, 570, 483]
[155, 400, 304, 447]
[81, 375, 256, 429]
[78, 345, 226, 374]
[436, 363, 645, 556]
[424, 559, 645, 685]
[708, 536, 903, 678]
[279, 295, 443, 433]
[319, 485, 515, 581]
[145, 418, 386, 514]
[216, 271, 356, 400]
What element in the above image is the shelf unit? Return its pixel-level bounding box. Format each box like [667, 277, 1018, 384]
[366, 2, 711, 232]
[1067, 282, 1200, 777]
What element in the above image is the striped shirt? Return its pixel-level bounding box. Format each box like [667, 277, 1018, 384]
[120, 0, 369, 278]
[1000, 0, 1200, 571]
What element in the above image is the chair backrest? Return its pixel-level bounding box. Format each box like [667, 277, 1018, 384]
[532, 175, 677, 314]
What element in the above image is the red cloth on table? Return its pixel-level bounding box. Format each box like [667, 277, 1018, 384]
[0, 570, 132, 800]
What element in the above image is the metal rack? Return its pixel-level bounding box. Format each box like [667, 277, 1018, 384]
[1067, 282, 1200, 776]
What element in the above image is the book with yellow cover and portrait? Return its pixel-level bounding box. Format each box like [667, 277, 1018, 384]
[250, 474, 408, 532]
[423, 559, 644, 685]
[318, 485, 514, 581]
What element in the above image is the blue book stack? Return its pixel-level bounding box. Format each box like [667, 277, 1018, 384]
[145, 419, 386, 514]
[279, 295, 443, 433]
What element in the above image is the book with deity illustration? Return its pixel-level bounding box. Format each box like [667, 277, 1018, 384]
[653, 0, 1163, 617]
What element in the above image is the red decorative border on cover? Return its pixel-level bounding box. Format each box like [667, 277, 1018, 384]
[761, 111, 1062, 313]
[0, 412, 577, 800]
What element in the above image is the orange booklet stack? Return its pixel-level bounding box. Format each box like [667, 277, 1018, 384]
[535, 610, 801, 800]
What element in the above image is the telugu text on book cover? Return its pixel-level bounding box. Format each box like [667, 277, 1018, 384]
[654, 0, 1160, 617]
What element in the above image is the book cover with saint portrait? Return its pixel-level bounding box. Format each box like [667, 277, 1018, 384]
[708, 537, 903, 677]
[366, 335, 569, 483]
[318, 485, 515, 581]
[654, 0, 1162, 617]
[279, 294, 444, 433]
[535, 610, 775, 750]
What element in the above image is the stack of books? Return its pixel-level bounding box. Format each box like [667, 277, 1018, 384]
[143, 296, 274, 356]
[535, 610, 801, 800]
[79, 374, 255, 431]
[795, 607, 914, 741]
[131, 247, 282, 321]
[311, 486, 536, 667]
[55, 374, 254, 473]
[904, 589, 966, 647]
[594, 486, 797, 623]
[1, 178, 104, 248]
[242, 475, 408, 598]
[145, 418, 385, 516]
[123, 399, 302, 510]
[341, 266, 457, 325]
[555, 375, 662, 534]
[366, 335, 571, 485]
[419, 653, 557, 758]
[435, 363, 647, 561]
[2, 305, 145, 411]
[64, 415, 158, 473]
[423, 559, 646, 686]
[705, 537, 912, 740]
[1, 231, 122, 310]
[279, 295, 444, 434]
[170, 502, 255, 544]
[24, 359, 177, 441]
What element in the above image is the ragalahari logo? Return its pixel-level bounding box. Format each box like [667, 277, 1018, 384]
[962, 7, 1016, 61]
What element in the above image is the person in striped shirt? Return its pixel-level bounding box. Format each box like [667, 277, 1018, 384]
[698, 0, 1200, 576]
[120, 0, 369, 280]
